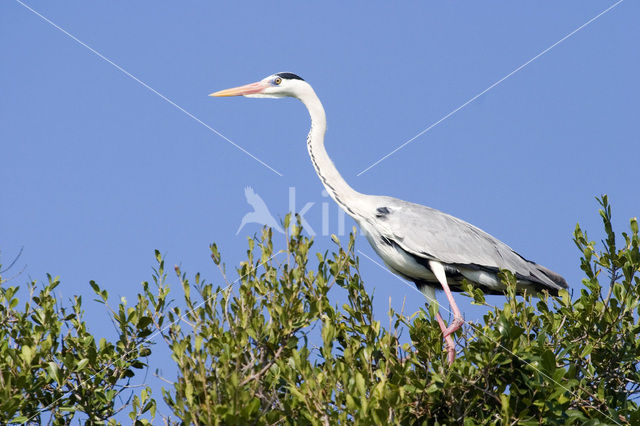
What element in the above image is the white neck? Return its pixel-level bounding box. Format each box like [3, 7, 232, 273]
[297, 87, 366, 219]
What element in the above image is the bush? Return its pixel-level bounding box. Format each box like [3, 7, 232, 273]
[2, 197, 638, 424]
[147, 197, 639, 424]
[0, 272, 156, 424]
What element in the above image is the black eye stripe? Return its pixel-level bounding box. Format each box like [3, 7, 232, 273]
[275, 72, 304, 81]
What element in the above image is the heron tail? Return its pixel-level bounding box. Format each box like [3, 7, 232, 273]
[534, 263, 568, 294]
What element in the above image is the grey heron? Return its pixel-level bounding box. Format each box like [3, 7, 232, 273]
[210, 72, 568, 364]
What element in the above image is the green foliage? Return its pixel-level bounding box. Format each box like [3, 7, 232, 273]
[2, 197, 638, 424]
[0, 270, 156, 424]
[147, 199, 639, 425]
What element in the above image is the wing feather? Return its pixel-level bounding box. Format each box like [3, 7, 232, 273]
[371, 196, 566, 291]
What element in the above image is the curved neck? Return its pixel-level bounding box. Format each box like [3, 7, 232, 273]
[298, 88, 365, 219]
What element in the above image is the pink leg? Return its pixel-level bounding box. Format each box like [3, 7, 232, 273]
[436, 312, 456, 365]
[429, 260, 464, 339]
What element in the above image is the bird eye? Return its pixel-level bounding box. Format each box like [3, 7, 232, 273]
[274, 77, 282, 85]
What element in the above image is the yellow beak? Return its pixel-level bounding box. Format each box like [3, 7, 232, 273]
[209, 81, 269, 97]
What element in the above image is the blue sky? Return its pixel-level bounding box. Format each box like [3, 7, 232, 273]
[1, 0, 638, 422]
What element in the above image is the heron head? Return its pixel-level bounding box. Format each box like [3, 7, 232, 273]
[209, 72, 308, 99]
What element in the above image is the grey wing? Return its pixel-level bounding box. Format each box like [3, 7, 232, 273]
[373, 197, 567, 291]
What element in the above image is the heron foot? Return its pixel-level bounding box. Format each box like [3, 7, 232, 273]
[441, 316, 464, 339]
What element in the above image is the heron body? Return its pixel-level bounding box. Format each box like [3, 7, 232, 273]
[211, 72, 568, 364]
[359, 196, 567, 296]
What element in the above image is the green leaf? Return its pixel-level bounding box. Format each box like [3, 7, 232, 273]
[137, 316, 153, 329]
[47, 362, 63, 385]
[21, 346, 34, 364]
[541, 349, 556, 372]
[355, 372, 366, 396]
[76, 358, 90, 371]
